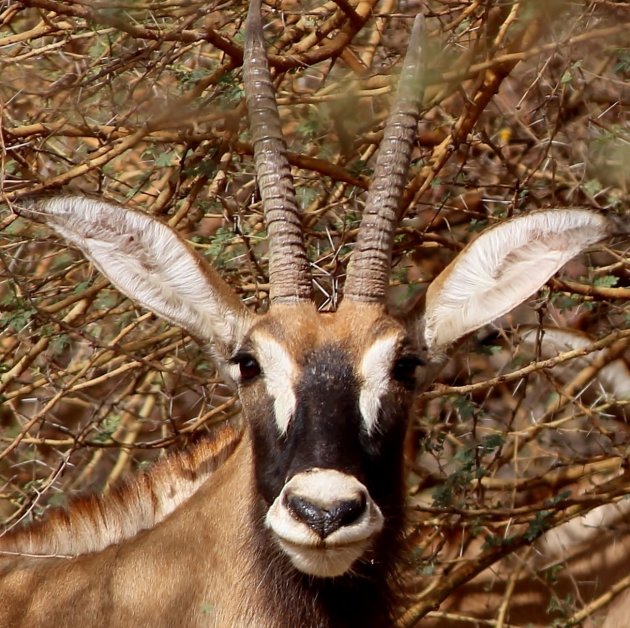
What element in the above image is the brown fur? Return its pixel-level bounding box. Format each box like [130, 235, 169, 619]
[0, 424, 241, 560]
[0, 304, 412, 628]
[4, 423, 629, 626]
[0, 424, 398, 628]
[0, 432, 263, 628]
[2, 305, 628, 626]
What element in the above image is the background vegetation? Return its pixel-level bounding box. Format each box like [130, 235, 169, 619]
[0, 0, 628, 624]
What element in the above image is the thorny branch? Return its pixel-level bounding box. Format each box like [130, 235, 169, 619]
[0, 0, 628, 625]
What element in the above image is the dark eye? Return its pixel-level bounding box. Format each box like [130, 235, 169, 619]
[392, 355, 424, 386]
[233, 353, 261, 382]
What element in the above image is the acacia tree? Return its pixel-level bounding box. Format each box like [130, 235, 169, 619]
[0, 1, 628, 624]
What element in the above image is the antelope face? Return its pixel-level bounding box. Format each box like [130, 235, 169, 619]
[229, 302, 425, 578]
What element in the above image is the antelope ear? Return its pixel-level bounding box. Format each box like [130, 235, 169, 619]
[420, 209, 620, 354]
[18, 196, 252, 358]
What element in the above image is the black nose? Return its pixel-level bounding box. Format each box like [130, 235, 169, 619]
[285, 493, 367, 539]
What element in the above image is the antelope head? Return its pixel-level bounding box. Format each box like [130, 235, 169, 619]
[17, 0, 622, 581]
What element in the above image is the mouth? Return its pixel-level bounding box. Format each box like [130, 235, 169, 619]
[265, 468, 384, 577]
[273, 535, 372, 578]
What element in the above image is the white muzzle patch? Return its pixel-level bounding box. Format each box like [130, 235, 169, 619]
[265, 469, 384, 578]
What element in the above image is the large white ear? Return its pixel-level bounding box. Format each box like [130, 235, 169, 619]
[18, 196, 252, 356]
[422, 209, 620, 353]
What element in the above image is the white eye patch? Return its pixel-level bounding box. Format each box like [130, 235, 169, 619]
[253, 335, 298, 433]
[358, 335, 399, 433]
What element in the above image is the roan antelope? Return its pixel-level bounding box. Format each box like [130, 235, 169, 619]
[0, 1, 627, 626]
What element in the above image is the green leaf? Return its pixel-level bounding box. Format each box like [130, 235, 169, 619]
[593, 274, 619, 288]
[479, 434, 504, 453]
[93, 413, 122, 443]
[0, 305, 37, 332]
[49, 334, 71, 357]
[613, 48, 630, 77]
[583, 178, 602, 197]
[524, 510, 552, 541]
[155, 151, 177, 168]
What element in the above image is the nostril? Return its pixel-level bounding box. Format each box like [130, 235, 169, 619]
[334, 493, 366, 528]
[285, 493, 367, 539]
[286, 494, 322, 527]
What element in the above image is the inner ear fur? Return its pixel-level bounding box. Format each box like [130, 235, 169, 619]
[18, 196, 253, 361]
[406, 209, 620, 356]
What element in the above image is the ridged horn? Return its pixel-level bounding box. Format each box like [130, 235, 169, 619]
[344, 15, 426, 303]
[243, 0, 313, 304]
